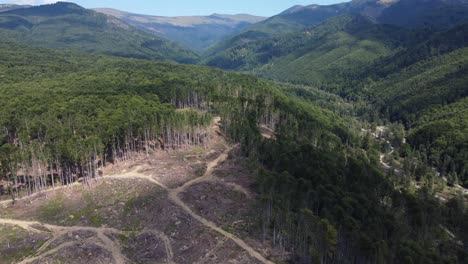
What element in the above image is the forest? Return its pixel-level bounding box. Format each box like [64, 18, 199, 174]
[0, 1, 467, 263]
[0, 35, 466, 263]
[202, 13, 468, 191]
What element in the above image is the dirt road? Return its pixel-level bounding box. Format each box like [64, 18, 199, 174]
[0, 218, 175, 264]
[1, 117, 272, 264]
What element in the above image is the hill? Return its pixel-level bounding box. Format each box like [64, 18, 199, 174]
[368, 23, 468, 119]
[204, 0, 468, 65]
[361, 23, 468, 185]
[203, 14, 409, 76]
[0, 2, 198, 63]
[407, 97, 468, 185]
[0, 4, 31, 12]
[94, 8, 265, 52]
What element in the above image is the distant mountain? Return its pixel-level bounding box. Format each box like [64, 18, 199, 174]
[0, 4, 31, 12]
[0, 2, 198, 63]
[377, 0, 468, 29]
[204, 0, 468, 63]
[279, 0, 468, 29]
[93, 8, 265, 52]
[203, 14, 410, 75]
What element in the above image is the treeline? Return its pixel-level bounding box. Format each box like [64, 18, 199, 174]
[0, 93, 212, 197]
[0, 42, 221, 198]
[0, 39, 345, 200]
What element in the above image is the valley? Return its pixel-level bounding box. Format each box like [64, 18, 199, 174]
[93, 8, 265, 52]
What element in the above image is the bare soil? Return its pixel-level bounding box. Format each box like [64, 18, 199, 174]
[0, 118, 278, 263]
[30, 242, 114, 264]
[179, 150, 287, 263]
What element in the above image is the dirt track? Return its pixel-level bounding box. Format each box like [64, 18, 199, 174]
[1, 118, 272, 264]
[105, 119, 272, 263]
[0, 218, 174, 264]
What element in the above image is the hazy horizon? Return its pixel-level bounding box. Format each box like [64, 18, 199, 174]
[0, 0, 348, 17]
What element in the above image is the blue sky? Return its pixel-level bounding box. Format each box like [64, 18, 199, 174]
[0, 0, 346, 16]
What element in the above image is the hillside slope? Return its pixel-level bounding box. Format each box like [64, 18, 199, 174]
[407, 97, 468, 185]
[94, 8, 265, 52]
[204, 0, 468, 66]
[203, 15, 409, 79]
[361, 23, 468, 184]
[0, 2, 198, 63]
[204, 3, 468, 189]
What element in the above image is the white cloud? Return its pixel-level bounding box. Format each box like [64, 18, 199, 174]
[0, 0, 58, 5]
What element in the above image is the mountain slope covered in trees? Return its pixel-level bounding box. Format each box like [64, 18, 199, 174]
[359, 23, 468, 187]
[201, 2, 468, 190]
[203, 0, 468, 61]
[0, 2, 198, 63]
[203, 14, 409, 78]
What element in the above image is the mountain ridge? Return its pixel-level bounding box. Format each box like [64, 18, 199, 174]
[94, 7, 265, 52]
[0, 4, 31, 12]
[0, 2, 198, 63]
[203, 0, 468, 68]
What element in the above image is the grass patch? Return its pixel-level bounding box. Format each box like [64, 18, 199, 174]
[39, 194, 65, 221]
[75, 192, 104, 227]
[192, 147, 205, 153]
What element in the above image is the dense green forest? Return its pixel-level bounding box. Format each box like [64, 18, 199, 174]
[203, 0, 468, 65]
[202, 12, 468, 190]
[203, 15, 409, 80]
[363, 24, 468, 188]
[407, 98, 468, 187]
[200, 7, 468, 262]
[0, 37, 466, 263]
[0, 39, 211, 195]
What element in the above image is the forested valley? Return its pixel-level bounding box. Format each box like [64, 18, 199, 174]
[0, 1, 467, 264]
[202, 4, 468, 191]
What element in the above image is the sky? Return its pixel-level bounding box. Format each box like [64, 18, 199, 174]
[0, 0, 346, 16]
